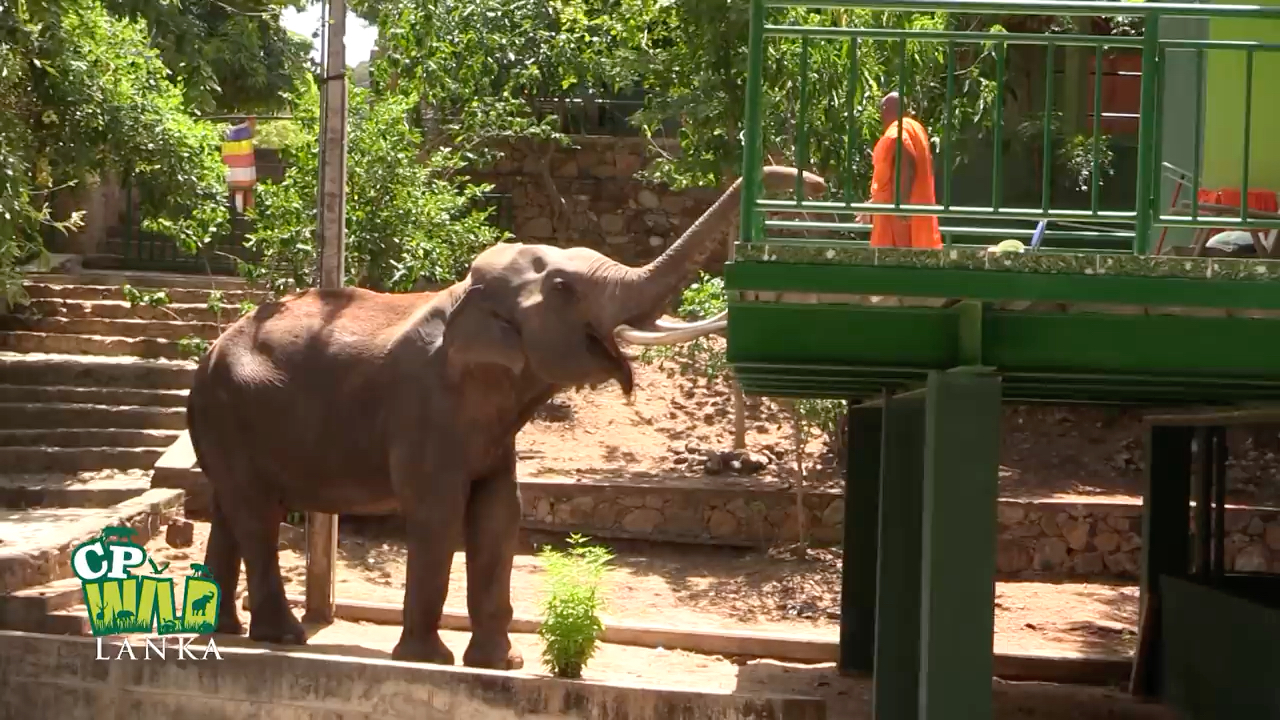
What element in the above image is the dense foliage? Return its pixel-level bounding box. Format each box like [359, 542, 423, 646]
[242, 78, 507, 295]
[0, 0, 260, 301]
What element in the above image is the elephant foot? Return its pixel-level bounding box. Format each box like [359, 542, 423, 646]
[463, 635, 523, 671]
[215, 613, 244, 636]
[392, 633, 455, 665]
[248, 611, 307, 645]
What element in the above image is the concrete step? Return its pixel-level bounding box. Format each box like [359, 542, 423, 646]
[0, 428, 182, 448]
[21, 298, 224, 323]
[0, 487, 185, 594]
[21, 282, 265, 305]
[0, 352, 194, 390]
[0, 401, 187, 430]
[0, 578, 90, 636]
[0, 447, 165, 474]
[0, 316, 223, 342]
[0, 330, 190, 360]
[22, 270, 250, 292]
[0, 470, 153, 508]
[0, 384, 188, 407]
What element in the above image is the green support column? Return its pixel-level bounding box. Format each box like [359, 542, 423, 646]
[841, 400, 883, 674]
[917, 369, 1002, 720]
[1131, 424, 1194, 698]
[872, 390, 927, 720]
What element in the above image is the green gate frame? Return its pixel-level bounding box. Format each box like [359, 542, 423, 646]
[727, 1, 1280, 718]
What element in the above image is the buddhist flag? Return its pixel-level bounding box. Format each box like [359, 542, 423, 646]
[222, 120, 256, 211]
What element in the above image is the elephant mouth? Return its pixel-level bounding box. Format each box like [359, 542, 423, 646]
[586, 328, 634, 395]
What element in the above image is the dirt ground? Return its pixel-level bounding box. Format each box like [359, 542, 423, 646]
[519, 356, 1280, 505]
[147, 523, 1140, 660]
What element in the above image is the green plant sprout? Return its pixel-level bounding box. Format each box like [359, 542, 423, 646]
[535, 533, 614, 679]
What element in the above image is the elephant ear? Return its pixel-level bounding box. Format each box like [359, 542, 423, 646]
[442, 284, 526, 374]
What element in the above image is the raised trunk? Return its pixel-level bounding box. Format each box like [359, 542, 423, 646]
[601, 166, 825, 330]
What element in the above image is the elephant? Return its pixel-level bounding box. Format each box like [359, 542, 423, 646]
[184, 165, 827, 670]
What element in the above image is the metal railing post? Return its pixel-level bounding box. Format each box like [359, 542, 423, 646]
[1133, 14, 1162, 255]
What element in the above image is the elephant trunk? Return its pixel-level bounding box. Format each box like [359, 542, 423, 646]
[600, 165, 827, 335]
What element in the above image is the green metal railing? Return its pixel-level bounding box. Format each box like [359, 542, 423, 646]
[738, 0, 1280, 256]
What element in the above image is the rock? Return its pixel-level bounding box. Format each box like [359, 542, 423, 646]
[605, 235, 630, 245]
[645, 494, 665, 509]
[533, 398, 573, 422]
[278, 522, 305, 551]
[1040, 513, 1061, 537]
[637, 189, 660, 209]
[593, 503, 622, 529]
[1062, 518, 1092, 551]
[567, 496, 596, 523]
[615, 152, 644, 176]
[1234, 544, 1270, 573]
[535, 497, 552, 519]
[618, 495, 645, 508]
[708, 509, 739, 538]
[600, 214, 626, 234]
[649, 235, 665, 247]
[1033, 538, 1070, 571]
[165, 519, 194, 549]
[1105, 514, 1131, 533]
[1121, 532, 1143, 552]
[704, 454, 724, 475]
[1093, 531, 1121, 553]
[621, 507, 665, 534]
[997, 539, 1033, 573]
[525, 217, 554, 238]
[726, 498, 749, 518]
[1104, 552, 1138, 575]
[997, 503, 1027, 525]
[590, 163, 618, 178]
[660, 196, 685, 214]
[553, 160, 579, 177]
[1009, 523, 1042, 538]
[1073, 551, 1105, 575]
[820, 499, 845, 528]
[1246, 516, 1266, 536]
[1226, 511, 1251, 533]
[1266, 523, 1280, 551]
[739, 452, 768, 474]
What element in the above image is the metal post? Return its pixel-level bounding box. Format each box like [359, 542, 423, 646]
[1133, 13, 1161, 255]
[304, 0, 346, 626]
[840, 400, 883, 674]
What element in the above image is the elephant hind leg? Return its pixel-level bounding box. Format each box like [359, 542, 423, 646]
[204, 493, 244, 636]
[461, 455, 523, 671]
[206, 472, 306, 646]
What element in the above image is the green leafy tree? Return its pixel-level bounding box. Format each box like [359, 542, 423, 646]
[243, 77, 507, 295]
[100, 0, 314, 115]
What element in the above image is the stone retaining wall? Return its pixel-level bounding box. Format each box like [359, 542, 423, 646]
[518, 480, 1280, 580]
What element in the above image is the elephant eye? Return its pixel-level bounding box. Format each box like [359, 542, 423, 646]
[551, 277, 575, 298]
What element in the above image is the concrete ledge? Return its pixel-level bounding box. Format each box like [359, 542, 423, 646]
[269, 596, 1133, 687]
[0, 631, 827, 720]
[0, 488, 185, 594]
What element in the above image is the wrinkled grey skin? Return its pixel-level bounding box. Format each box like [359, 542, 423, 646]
[185, 166, 826, 669]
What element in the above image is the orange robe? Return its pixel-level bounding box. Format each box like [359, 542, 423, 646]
[868, 116, 941, 249]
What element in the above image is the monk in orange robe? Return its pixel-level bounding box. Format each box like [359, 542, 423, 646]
[857, 93, 942, 249]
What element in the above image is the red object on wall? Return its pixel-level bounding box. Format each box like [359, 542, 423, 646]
[1085, 51, 1141, 136]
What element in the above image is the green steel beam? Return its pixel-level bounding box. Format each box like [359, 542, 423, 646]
[841, 401, 883, 674]
[918, 370, 1000, 719]
[725, 263, 1280, 310]
[872, 392, 926, 720]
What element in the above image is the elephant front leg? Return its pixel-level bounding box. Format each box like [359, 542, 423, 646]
[461, 449, 523, 671]
[391, 475, 466, 665]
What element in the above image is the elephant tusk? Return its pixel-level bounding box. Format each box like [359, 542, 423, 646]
[652, 310, 728, 332]
[615, 318, 727, 345]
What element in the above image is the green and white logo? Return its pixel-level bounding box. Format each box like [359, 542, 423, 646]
[71, 525, 221, 637]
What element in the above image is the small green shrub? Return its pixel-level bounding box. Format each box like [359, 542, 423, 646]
[536, 533, 614, 679]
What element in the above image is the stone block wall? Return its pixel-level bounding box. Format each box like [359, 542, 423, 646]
[519, 480, 1280, 581]
[468, 137, 726, 268]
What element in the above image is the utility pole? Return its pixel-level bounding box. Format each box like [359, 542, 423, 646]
[304, 0, 346, 626]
